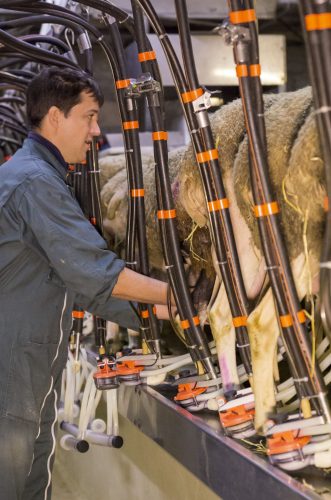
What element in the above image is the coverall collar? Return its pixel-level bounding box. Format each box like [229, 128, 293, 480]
[27, 131, 69, 181]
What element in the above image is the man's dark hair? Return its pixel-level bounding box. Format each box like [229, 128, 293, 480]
[26, 66, 104, 129]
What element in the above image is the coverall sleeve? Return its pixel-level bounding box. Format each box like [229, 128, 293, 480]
[17, 172, 128, 310]
[76, 293, 140, 330]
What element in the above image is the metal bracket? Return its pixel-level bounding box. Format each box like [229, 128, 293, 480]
[213, 19, 251, 46]
[125, 73, 161, 99]
[193, 90, 212, 112]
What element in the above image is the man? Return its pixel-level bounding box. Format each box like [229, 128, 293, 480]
[0, 66, 171, 499]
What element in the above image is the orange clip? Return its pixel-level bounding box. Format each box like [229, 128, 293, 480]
[157, 209, 177, 219]
[174, 383, 207, 402]
[116, 360, 144, 375]
[123, 121, 139, 130]
[180, 316, 200, 330]
[254, 201, 279, 218]
[140, 309, 149, 319]
[230, 9, 256, 24]
[181, 88, 204, 103]
[208, 198, 230, 212]
[196, 149, 219, 163]
[232, 316, 248, 328]
[131, 189, 145, 198]
[138, 50, 156, 62]
[267, 431, 311, 455]
[94, 361, 117, 380]
[116, 79, 131, 89]
[152, 131, 168, 141]
[305, 13, 331, 31]
[219, 404, 255, 428]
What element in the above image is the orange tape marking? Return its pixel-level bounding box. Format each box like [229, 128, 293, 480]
[230, 9, 256, 24]
[157, 209, 177, 219]
[140, 310, 149, 319]
[305, 13, 331, 31]
[72, 311, 85, 319]
[280, 314, 293, 328]
[138, 51, 156, 62]
[297, 310, 306, 323]
[250, 64, 261, 77]
[196, 149, 219, 163]
[116, 79, 130, 89]
[280, 310, 306, 328]
[131, 189, 145, 197]
[324, 196, 329, 212]
[232, 316, 248, 328]
[236, 64, 248, 78]
[208, 198, 230, 212]
[254, 201, 279, 218]
[123, 121, 139, 130]
[181, 88, 203, 103]
[180, 316, 200, 330]
[152, 131, 168, 141]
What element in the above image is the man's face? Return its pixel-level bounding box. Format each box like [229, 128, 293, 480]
[55, 91, 101, 163]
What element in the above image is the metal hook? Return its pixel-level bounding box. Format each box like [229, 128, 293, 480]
[64, 27, 75, 52]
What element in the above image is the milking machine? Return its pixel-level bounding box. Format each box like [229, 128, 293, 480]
[218, 0, 331, 470]
[2, 0, 331, 486]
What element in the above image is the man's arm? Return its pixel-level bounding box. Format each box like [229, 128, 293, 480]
[18, 173, 173, 308]
[111, 268, 170, 305]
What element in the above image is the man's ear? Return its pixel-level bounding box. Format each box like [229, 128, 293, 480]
[47, 106, 62, 130]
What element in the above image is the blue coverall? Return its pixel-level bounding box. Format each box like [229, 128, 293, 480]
[0, 135, 140, 499]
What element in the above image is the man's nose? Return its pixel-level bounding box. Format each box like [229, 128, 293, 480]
[91, 120, 101, 136]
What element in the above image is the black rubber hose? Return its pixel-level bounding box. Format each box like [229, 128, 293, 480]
[0, 70, 28, 91]
[0, 120, 27, 137]
[0, 103, 26, 127]
[0, 25, 77, 69]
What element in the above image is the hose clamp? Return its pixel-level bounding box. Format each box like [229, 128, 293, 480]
[125, 73, 161, 98]
[77, 32, 92, 53]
